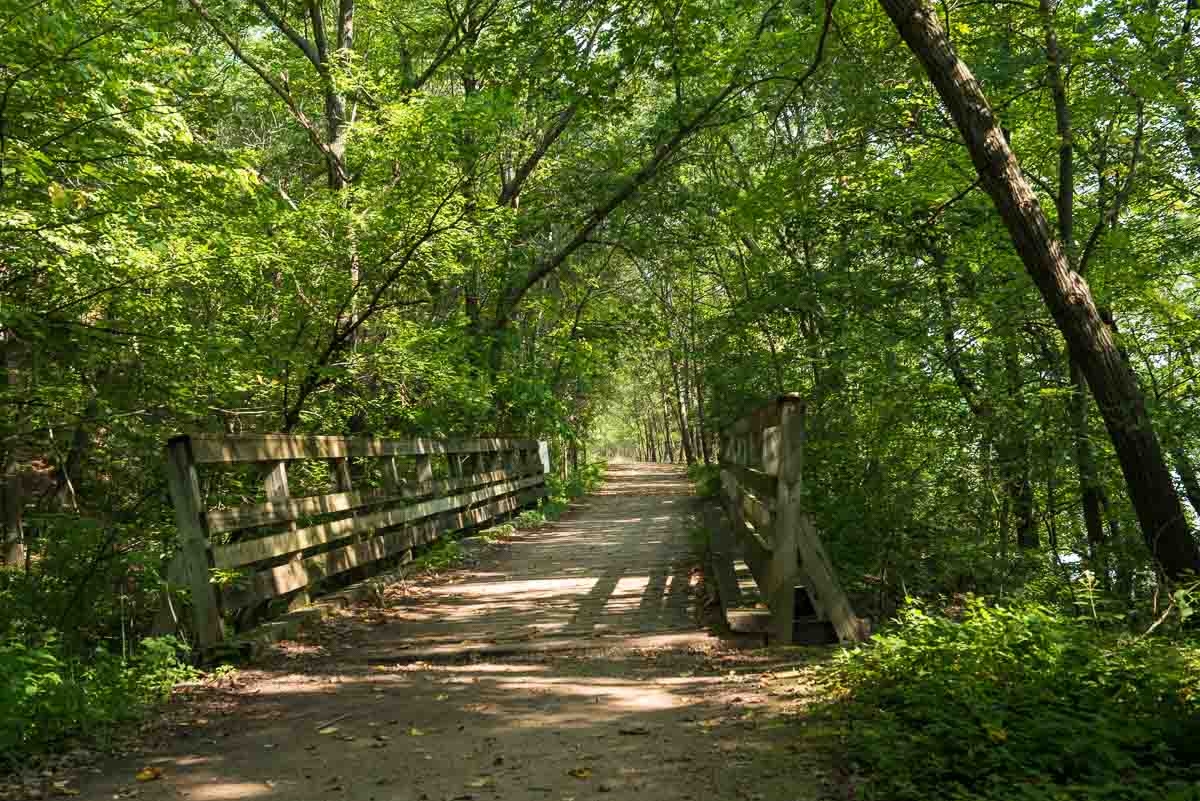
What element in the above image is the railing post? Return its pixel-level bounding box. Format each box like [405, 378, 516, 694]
[770, 398, 805, 644]
[164, 436, 224, 650]
[265, 460, 307, 608]
[383, 456, 402, 491]
[414, 453, 433, 485]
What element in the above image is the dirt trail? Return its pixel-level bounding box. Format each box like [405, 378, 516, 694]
[77, 464, 840, 801]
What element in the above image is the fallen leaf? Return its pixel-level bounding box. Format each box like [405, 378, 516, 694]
[567, 767, 592, 779]
[134, 767, 163, 782]
[435, 693, 449, 701]
[408, 727, 426, 736]
[466, 777, 495, 788]
[317, 726, 339, 735]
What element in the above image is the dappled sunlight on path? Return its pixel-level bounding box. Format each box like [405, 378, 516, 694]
[351, 462, 704, 657]
[76, 463, 840, 801]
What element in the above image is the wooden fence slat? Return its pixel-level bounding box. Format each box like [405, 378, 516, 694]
[187, 434, 540, 464]
[728, 392, 805, 435]
[205, 470, 523, 533]
[723, 464, 777, 502]
[223, 487, 546, 607]
[211, 475, 543, 568]
[262, 460, 306, 607]
[741, 490, 774, 532]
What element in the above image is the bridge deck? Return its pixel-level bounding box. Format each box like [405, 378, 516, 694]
[353, 461, 706, 659]
[76, 462, 839, 801]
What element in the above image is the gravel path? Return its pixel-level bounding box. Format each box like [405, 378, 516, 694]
[75, 464, 840, 801]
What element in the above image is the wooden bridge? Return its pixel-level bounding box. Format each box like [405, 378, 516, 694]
[163, 397, 867, 653]
[87, 401, 871, 800]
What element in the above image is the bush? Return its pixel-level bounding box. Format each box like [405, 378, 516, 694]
[545, 460, 607, 510]
[832, 598, 1200, 801]
[0, 632, 197, 764]
[686, 463, 721, 499]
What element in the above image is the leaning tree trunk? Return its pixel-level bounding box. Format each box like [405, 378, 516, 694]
[877, 0, 1200, 580]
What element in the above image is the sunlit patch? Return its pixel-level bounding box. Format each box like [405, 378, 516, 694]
[188, 781, 274, 800]
[165, 755, 216, 767]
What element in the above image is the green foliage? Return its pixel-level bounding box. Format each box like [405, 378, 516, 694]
[687, 463, 722, 499]
[408, 540, 465, 574]
[0, 633, 197, 763]
[545, 461, 607, 508]
[832, 599, 1200, 801]
[686, 524, 712, 558]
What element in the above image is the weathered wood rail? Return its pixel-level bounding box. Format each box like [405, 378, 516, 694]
[718, 395, 869, 644]
[165, 433, 549, 649]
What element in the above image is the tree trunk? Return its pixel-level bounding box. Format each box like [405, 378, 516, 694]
[1039, 0, 1111, 575]
[878, 0, 1200, 580]
[668, 351, 695, 464]
[1175, 447, 1200, 521]
[661, 407, 675, 463]
[1, 335, 25, 566]
[1070, 362, 1109, 570]
[693, 357, 712, 464]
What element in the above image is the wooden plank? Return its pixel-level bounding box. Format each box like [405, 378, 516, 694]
[767, 397, 803, 644]
[186, 434, 540, 464]
[724, 464, 776, 498]
[223, 487, 545, 608]
[797, 513, 870, 642]
[223, 518, 442, 608]
[163, 437, 224, 648]
[762, 426, 781, 476]
[206, 470, 523, 533]
[709, 525, 742, 610]
[741, 491, 773, 532]
[263, 460, 305, 607]
[382, 457, 402, 490]
[728, 393, 805, 436]
[212, 475, 545, 568]
[331, 458, 353, 491]
[414, 453, 433, 484]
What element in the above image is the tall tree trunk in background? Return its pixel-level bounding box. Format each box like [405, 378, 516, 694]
[1040, 0, 1111, 573]
[668, 351, 695, 464]
[1002, 340, 1038, 549]
[878, 0, 1200, 581]
[693, 358, 712, 464]
[1172, 0, 1200, 166]
[661, 406, 675, 463]
[935, 265, 1037, 551]
[646, 413, 658, 462]
[1174, 447, 1200, 520]
[1, 335, 25, 566]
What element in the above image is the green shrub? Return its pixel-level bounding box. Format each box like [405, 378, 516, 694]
[832, 598, 1200, 801]
[686, 463, 721, 499]
[546, 460, 607, 504]
[0, 632, 196, 764]
[409, 539, 464, 572]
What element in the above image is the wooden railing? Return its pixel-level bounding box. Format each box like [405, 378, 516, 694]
[718, 395, 869, 644]
[164, 434, 549, 648]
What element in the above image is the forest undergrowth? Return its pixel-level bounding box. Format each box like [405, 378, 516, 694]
[823, 592, 1200, 801]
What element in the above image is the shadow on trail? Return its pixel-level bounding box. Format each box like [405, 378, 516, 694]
[76, 462, 844, 801]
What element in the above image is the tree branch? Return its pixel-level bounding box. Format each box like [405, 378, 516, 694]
[188, 0, 349, 185]
[251, 0, 320, 70]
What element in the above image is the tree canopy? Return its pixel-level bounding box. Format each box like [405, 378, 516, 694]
[2, 0, 1200, 776]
